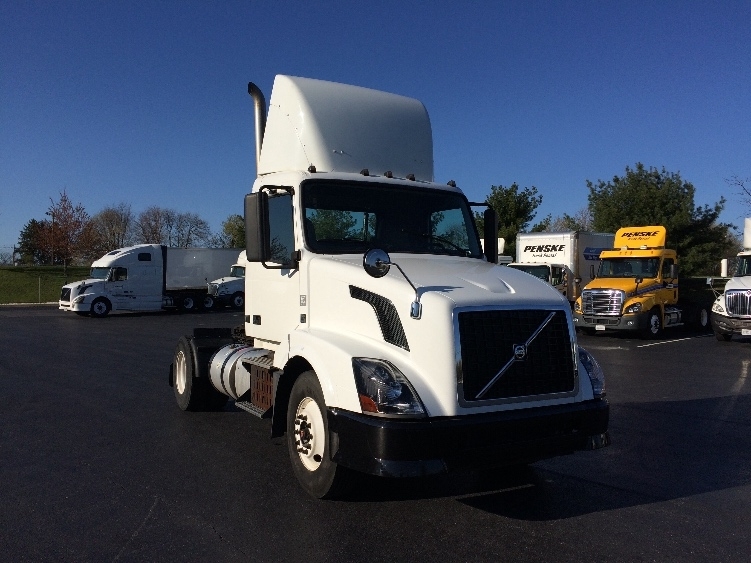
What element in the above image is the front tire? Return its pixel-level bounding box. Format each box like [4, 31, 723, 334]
[202, 294, 215, 311]
[287, 371, 353, 499]
[230, 292, 244, 310]
[90, 298, 111, 318]
[641, 307, 662, 339]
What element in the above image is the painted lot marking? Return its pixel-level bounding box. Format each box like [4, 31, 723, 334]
[636, 334, 713, 348]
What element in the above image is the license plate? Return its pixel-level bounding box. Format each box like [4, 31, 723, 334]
[742, 329, 751, 336]
[596, 325, 606, 331]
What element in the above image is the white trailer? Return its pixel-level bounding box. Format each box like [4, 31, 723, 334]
[207, 251, 247, 309]
[509, 231, 614, 303]
[59, 245, 240, 317]
[711, 218, 751, 341]
[169, 76, 610, 498]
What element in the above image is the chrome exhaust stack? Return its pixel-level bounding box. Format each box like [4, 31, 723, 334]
[247, 82, 267, 174]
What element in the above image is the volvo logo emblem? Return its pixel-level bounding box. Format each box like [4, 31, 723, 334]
[746, 290, 751, 297]
[513, 344, 527, 361]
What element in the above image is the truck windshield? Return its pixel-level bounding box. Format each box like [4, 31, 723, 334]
[229, 266, 245, 278]
[302, 181, 482, 257]
[598, 258, 660, 278]
[508, 264, 550, 282]
[89, 267, 111, 280]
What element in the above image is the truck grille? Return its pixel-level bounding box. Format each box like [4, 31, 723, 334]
[60, 288, 71, 302]
[457, 309, 576, 403]
[726, 290, 751, 317]
[582, 289, 624, 316]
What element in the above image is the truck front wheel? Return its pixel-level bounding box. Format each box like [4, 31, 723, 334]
[230, 292, 244, 310]
[90, 298, 111, 318]
[287, 371, 352, 499]
[641, 307, 662, 339]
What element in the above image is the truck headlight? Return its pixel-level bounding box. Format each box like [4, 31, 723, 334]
[574, 300, 581, 312]
[352, 358, 426, 417]
[578, 346, 605, 398]
[624, 302, 642, 314]
[73, 295, 86, 304]
[711, 300, 725, 314]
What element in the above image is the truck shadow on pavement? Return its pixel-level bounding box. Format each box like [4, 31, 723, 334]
[342, 394, 751, 520]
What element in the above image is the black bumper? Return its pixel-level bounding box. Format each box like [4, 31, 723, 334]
[327, 399, 610, 478]
[711, 312, 751, 336]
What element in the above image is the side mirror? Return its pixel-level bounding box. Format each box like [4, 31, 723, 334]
[363, 248, 391, 278]
[244, 189, 297, 269]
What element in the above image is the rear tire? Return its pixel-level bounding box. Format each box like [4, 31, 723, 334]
[287, 371, 353, 499]
[202, 294, 215, 311]
[695, 306, 709, 331]
[172, 336, 228, 411]
[179, 295, 197, 312]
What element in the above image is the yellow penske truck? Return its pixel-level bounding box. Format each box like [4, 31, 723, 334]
[573, 226, 710, 338]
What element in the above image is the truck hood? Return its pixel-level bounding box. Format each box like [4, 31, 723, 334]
[582, 277, 662, 297]
[63, 278, 105, 290]
[210, 276, 242, 284]
[724, 276, 751, 291]
[314, 253, 566, 309]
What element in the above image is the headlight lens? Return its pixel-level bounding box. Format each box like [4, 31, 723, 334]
[73, 295, 86, 304]
[711, 299, 725, 314]
[578, 346, 605, 398]
[625, 302, 642, 314]
[574, 300, 581, 312]
[352, 358, 426, 417]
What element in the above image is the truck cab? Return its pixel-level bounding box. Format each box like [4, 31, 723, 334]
[207, 251, 246, 309]
[171, 76, 610, 498]
[574, 226, 688, 337]
[711, 218, 751, 341]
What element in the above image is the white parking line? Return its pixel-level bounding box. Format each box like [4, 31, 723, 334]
[636, 334, 714, 348]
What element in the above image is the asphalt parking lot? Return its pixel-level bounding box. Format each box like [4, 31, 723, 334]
[1, 305, 749, 561]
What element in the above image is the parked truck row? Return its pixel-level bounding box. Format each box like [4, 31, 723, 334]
[168, 75, 610, 499]
[59, 245, 240, 317]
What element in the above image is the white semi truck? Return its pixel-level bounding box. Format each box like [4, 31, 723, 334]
[711, 218, 751, 341]
[170, 76, 610, 498]
[59, 244, 239, 317]
[508, 231, 614, 304]
[207, 251, 246, 309]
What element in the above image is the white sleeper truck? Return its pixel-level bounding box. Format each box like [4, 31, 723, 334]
[711, 218, 751, 341]
[170, 76, 610, 498]
[509, 231, 614, 304]
[59, 244, 239, 317]
[207, 251, 246, 309]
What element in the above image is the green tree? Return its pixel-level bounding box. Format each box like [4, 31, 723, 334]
[17, 218, 47, 265]
[211, 214, 245, 248]
[588, 163, 734, 275]
[475, 183, 546, 258]
[308, 209, 357, 240]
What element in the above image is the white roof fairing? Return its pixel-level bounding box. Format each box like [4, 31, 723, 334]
[258, 75, 434, 181]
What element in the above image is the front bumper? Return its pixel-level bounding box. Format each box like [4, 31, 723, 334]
[327, 399, 610, 477]
[711, 312, 751, 336]
[574, 311, 647, 332]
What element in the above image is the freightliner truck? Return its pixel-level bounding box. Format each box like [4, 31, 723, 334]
[711, 218, 751, 341]
[59, 244, 239, 317]
[207, 251, 247, 309]
[508, 231, 613, 305]
[170, 75, 610, 498]
[573, 226, 710, 338]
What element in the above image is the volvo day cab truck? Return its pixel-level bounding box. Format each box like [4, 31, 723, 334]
[573, 226, 709, 338]
[508, 231, 613, 304]
[711, 218, 751, 341]
[207, 251, 246, 309]
[59, 245, 239, 317]
[170, 75, 610, 499]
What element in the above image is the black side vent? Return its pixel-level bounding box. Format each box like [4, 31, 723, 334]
[350, 286, 410, 351]
[458, 309, 575, 402]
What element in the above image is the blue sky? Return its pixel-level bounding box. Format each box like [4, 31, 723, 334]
[1, 0, 750, 254]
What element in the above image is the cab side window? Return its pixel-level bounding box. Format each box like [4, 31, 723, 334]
[661, 258, 674, 279]
[112, 267, 128, 281]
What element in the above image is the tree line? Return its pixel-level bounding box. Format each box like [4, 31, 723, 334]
[8, 163, 747, 276]
[13, 191, 244, 271]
